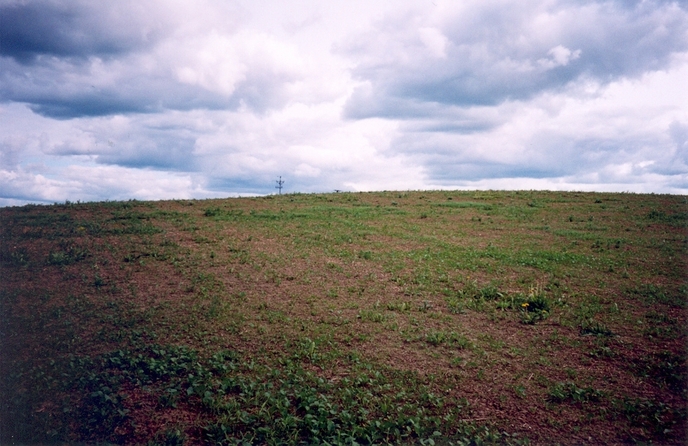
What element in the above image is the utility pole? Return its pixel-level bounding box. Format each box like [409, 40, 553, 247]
[275, 176, 284, 194]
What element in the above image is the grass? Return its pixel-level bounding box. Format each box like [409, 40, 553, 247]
[0, 190, 686, 444]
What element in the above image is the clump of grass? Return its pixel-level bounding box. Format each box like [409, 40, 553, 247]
[626, 284, 686, 308]
[446, 281, 504, 314]
[646, 209, 687, 227]
[203, 207, 222, 217]
[518, 285, 550, 324]
[580, 319, 613, 337]
[386, 301, 412, 312]
[48, 243, 89, 265]
[614, 397, 686, 440]
[457, 281, 503, 301]
[644, 311, 681, 340]
[1, 248, 30, 267]
[548, 382, 603, 404]
[357, 309, 387, 323]
[445, 296, 465, 314]
[357, 250, 372, 260]
[634, 351, 687, 396]
[424, 331, 472, 349]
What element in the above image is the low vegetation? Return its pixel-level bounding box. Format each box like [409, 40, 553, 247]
[1, 190, 686, 444]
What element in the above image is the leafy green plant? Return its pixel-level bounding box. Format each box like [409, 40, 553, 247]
[646, 209, 687, 227]
[614, 397, 686, 439]
[424, 331, 472, 349]
[456, 280, 502, 301]
[518, 286, 550, 324]
[357, 309, 387, 323]
[548, 382, 603, 404]
[445, 296, 465, 314]
[386, 301, 412, 312]
[644, 311, 681, 340]
[634, 351, 687, 396]
[48, 243, 89, 265]
[358, 250, 372, 260]
[203, 207, 222, 217]
[579, 319, 613, 337]
[1, 248, 30, 266]
[626, 284, 686, 308]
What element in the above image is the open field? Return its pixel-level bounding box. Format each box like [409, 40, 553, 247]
[1, 190, 686, 445]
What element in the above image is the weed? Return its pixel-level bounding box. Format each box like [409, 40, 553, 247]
[386, 301, 412, 312]
[445, 296, 465, 314]
[580, 319, 613, 337]
[357, 309, 387, 323]
[614, 397, 686, 439]
[48, 243, 89, 265]
[1, 247, 30, 266]
[644, 311, 681, 340]
[634, 351, 687, 396]
[358, 250, 373, 260]
[150, 428, 186, 446]
[424, 331, 472, 349]
[418, 300, 434, 312]
[518, 286, 551, 324]
[627, 284, 686, 308]
[646, 209, 687, 227]
[588, 342, 615, 359]
[548, 382, 603, 404]
[204, 207, 222, 217]
[93, 274, 106, 289]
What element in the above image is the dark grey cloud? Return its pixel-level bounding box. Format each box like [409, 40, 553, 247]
[0, 54, 296, 119]
[341, 0, 688, 118]
[0, 0, 163, 63]
[0, 1, 299, 118]
[0, 61, 222, 118]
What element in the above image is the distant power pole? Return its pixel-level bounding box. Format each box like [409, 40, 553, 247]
[275, 176, 284, 194]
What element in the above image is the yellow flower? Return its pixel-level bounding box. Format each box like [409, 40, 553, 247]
[521, 302, 529, 307]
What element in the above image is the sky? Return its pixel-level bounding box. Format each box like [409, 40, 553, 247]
[1, 0, 687, 206]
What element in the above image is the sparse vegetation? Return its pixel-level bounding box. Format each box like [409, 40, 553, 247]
[1, 190, 686, 444]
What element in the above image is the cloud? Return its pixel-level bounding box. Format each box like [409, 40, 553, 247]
[0, 1, 310, 118]
[0, 0, 686, 206]
[538, 45, 582, 69]
[0, 0, 169, 63]
[341, 0, 688, 115]
[0, 162, 214, 205]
